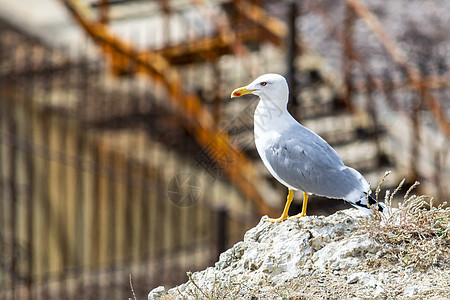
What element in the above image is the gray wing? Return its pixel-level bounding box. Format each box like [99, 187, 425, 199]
[264, 124, 367, 199]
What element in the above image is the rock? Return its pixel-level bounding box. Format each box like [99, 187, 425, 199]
[149, 208, 449, 299]
[312, 234, 380, 270]
[347, 274, 359, 284]
[346, 272, 381, 288]
[148, 286, 166, 300]
[163, 209, 363, 296]
[403, 285, 431, 297]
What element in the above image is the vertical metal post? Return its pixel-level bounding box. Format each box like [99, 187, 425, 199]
[76, 48, 90, 298]
[216, 207, 227, 261]
[24, 41, 36, 300]
[8, 68, 17, 300]
[212, 62, 222, 129]
[127, 157, 135, 262]
[364, 75, 389, 168]
[109, 150, 118, 300]
[98, 0, 109, 25]
[59, 49, 68, 299]
[410, 99, 421, 183]
[342, 3, 356, 109]
[155, 167, 166, 281]
[433, 151, 444, 201]
[0, 30, 5, 296]
[286, 1, 298, 116]
[41, 47, 53, 298]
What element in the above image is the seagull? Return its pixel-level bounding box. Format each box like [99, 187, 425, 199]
[231, 73, 384, 223]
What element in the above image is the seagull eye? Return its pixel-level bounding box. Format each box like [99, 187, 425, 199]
[260, 82, 267, 86]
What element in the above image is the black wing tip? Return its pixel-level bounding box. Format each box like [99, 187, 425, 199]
[368, 194, 384, 212]
[362, 193, 384, 212]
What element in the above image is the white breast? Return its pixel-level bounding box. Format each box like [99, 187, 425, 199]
[254, 120, 298, 191]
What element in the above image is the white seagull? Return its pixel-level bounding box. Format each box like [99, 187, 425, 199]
[231, 73, 384, 223]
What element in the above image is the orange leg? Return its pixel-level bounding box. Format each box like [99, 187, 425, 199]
[288, 192, 309, 219]
[264, 189, 294, 223]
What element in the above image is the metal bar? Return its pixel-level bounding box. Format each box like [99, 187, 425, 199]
[410, 98, 421, 181]
[341, 3, 356, 110]
[364, 74, 389, 168]
[0, 28, 6, 295]
[92, 144, 101, 294]
[231, 0, 287, 46]
[147, 27, 261, 65]
[90, 0, 147, 7]
[156, 168, 166, 281]
[74, 115, 85, 296]
[59, 50, 70, 300]
[352, 75, 450, 93]
[140, 164, 151, 261]
[286, 1, 298, 116]
[212, 63, 222, 129]
[98, 0, 109, 24]
[23, 38, 36, 300]
[7, 63, 18, 300]
[216, 207, 227, 261]
[109, 150, 118, 300]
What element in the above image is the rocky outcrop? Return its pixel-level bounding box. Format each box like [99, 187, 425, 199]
[149, 209, 449, 299]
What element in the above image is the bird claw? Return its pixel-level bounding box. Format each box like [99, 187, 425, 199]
[263, 215, 289, 223]
[288, 213, 306, 220]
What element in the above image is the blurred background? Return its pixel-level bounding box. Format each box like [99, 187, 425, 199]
[0, 0, 448, 299]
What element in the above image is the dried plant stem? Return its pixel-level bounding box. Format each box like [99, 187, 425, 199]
[389, 178, 405, 203]
[187, 271, 209, 299]
[375, 171, 391, 201]
[405, 181, 420, 199]
[129, 274, 137, 300]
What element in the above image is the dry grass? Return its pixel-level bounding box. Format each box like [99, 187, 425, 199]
[169, 273, 298, 300]
[362, 171, 450, 269]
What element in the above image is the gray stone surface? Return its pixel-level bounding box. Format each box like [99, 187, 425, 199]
[149, 208, 450, 299]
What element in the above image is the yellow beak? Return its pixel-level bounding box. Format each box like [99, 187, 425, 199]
[231, 86, 255, 98]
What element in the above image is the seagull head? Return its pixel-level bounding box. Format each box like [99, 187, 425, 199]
[231, 73, 289, 105]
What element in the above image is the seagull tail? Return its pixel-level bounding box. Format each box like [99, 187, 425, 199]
[349, 193, 385, 214]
